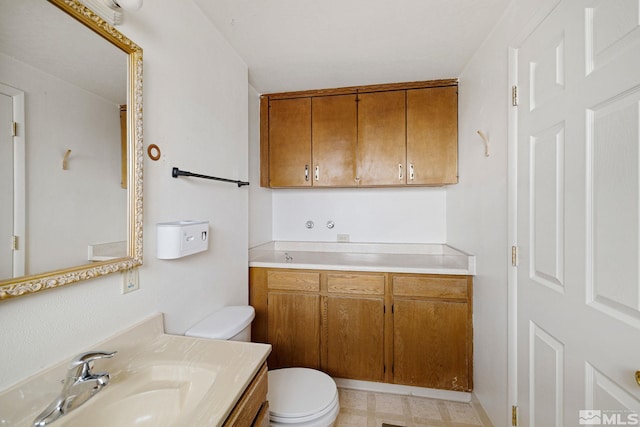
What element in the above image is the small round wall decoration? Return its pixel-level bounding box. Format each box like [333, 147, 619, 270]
[147, 144, 161, 161]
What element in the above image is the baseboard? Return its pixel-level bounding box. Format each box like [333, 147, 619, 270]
[470, 392, 494, 427]
[333, 378, 472, 403]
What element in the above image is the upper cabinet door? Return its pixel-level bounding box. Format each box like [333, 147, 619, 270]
[311, 95, 357, 187]
[406, 86, 458, 185]
[268, 98, 312, 187]
[356, 91, 406, 186]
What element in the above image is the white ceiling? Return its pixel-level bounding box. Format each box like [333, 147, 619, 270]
[194, 0, 511, 94]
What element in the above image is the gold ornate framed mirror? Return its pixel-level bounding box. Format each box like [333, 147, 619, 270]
[0, 0, 143, 299]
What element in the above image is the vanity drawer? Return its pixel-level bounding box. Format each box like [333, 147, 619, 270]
[267, 270, 320, 292]
[392, 275, 469, 300]
[327, 273, 385, 295]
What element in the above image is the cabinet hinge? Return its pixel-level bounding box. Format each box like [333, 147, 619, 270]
[511, 85, 519, 107]
[383, 365, 386, 374]
[512, 405, 518, 426]
[11, 121, 17, 137]
[511, 246, 518, 267]
[392, 304, 394, 314]
[11, 235, 18, 250]
[383, 305, 386, 314]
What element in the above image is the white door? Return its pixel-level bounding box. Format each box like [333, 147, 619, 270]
[0, 92, 13, 278]
[515, 0, 640, 425]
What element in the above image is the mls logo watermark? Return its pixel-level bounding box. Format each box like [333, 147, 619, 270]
[579, 410, 639, 425]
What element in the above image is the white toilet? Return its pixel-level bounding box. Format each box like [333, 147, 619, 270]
[185, 306, 340, 427]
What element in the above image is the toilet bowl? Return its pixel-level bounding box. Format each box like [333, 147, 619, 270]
[185, 306, 339, 427]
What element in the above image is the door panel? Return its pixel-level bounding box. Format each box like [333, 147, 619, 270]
[588, 88, 640, 325]
[393, 299, 470, 391]
[326, 296, 384, 381]
[406, 86, 458, 185]
[0, 93, 12, 278]
[312, 95, 357, 186]
[267, 292, 320, 369]
[268, 98, 311, 187]
[515, 0, 640, 425]
[356, 91, 406, 186]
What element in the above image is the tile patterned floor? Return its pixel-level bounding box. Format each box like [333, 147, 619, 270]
[336, 388, 485, 427]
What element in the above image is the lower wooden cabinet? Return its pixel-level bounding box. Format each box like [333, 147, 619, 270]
[249, 268, 473, 392]
[223, 362, 269, 427]
[393, 299, 471, 390]
[266, 270, 321, 369]
[268, 292, 321, 369]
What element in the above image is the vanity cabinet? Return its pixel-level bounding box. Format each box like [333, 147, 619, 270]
[223, 362, 269, 427]
[249, 267, 473, 392]
[259, 79, 458, 188]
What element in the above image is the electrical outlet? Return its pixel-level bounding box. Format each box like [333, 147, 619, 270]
[122, 268, 140, 294]
[337, 234, 350, 242]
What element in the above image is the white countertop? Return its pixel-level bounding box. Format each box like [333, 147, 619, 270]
[249, 241, 476, 275]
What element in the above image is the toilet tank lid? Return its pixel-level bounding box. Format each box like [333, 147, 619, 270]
[185, 306, 255, 339]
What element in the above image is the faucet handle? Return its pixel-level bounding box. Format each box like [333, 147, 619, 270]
[68, 351, 117, 379]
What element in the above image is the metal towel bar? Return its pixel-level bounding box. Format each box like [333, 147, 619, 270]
[171, 167, 250, 187]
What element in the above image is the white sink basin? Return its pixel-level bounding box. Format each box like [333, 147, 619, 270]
[63, 364, 217, 427]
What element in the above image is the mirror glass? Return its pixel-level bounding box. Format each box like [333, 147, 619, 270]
[0, 0, 143, 299]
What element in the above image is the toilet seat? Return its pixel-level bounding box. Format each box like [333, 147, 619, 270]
[268, 368, 339, 425]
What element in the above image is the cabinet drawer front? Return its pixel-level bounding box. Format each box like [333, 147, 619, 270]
[267, 270, 320, 291]
[393, 275, 468, 300]
[327, 273, 385, 295]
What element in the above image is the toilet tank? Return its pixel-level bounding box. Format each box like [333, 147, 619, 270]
[185, 306, 255, 342]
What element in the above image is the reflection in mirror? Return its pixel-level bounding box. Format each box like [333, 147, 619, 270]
[0, 0, 143, 299]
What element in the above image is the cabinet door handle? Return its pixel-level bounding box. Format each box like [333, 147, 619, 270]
[409, 163, 415, 181]
[398, 164, 403, 180]
[315, 165, 319, 181]
[305, 165, 309, 181]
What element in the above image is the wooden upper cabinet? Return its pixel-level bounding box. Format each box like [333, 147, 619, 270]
[407, 86, 458, 185]
[260, 79, 458, 188]
[312, 95, 357, 186]
[356, 91, 406, 186]
[268, 98, 312, 187]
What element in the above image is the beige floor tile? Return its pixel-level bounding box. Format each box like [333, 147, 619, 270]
[336, 388, 486, 427]
[339, 389, 369, 411]
[407, 396, 442, 421]
[336, 412, 369, 426]
[373, 392, 406, 416]
[443, 401, 482, 425]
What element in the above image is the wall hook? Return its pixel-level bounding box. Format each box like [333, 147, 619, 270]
[62, 149, 72, 170]
[477, 130, 490, 157]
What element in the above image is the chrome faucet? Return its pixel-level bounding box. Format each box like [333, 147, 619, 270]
[33, 350, 117, 426]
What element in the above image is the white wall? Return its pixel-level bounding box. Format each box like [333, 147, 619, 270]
[448, 0, 559, 425]
[0, 0, 249, 391]
[248, 86, 273, 247]
[272, 188, 447, 243]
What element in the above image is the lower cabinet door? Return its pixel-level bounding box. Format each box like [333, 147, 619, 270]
[268, 292, 321, 369]
[393, 299, 471, 391]
[326, 296, 385, 381]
